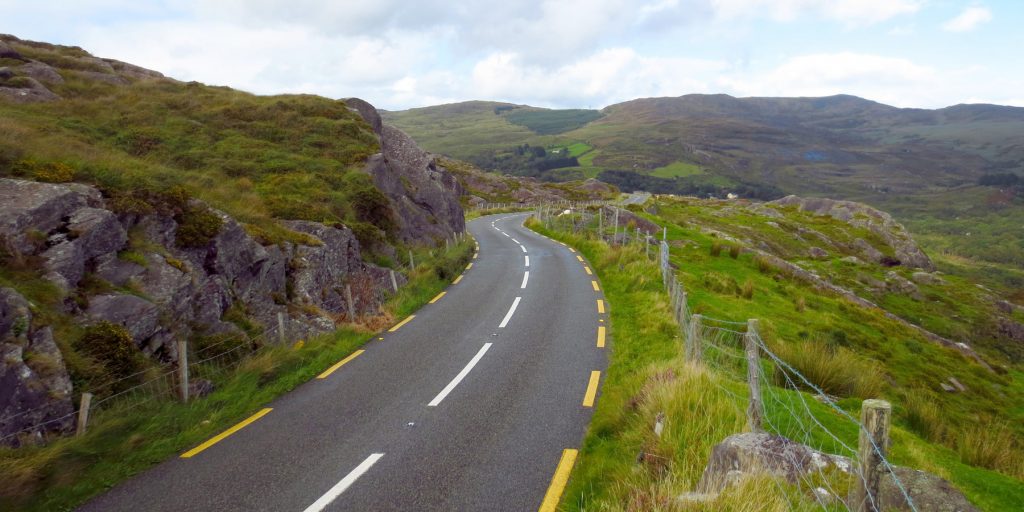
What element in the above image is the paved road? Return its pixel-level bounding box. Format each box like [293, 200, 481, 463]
[79, 213, 608, 512]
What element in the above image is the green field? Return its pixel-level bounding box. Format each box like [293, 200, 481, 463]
[503, 108, 603, 135]
[649, 161, 704, 178]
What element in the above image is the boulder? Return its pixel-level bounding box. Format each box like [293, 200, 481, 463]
[103, 59, 164, 81]
[911, 271, 945, 286]
[188, 378, 216, 399]
[0, 179, 101, 255]
[809, 246, 829, 259]
[0, 75, 60, 103]
[886, 271, 921, 299]
[86, 293, 162, 348]
[0, 40, 24, 60]
[283, 220, 362, 314]
[0, 67, 12, 80]
[693, 433, 977, 511]
[17, 60, 63, 84]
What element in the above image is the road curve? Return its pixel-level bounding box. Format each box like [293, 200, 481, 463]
[79, 213, 608, 512]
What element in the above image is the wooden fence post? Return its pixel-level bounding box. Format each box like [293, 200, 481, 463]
[177, 339, 189, 403]
[76, 392, 93, 436]
[598, 207, 603, 238]
[686, 314, 703, 362]
[277, 312, 286, 344]
[345, 284, 356, 321]
[409, 249, 415, 270]
[389, 269, 399, 292]
[851, 399, 893, 512]
[744, 319, 764, 433]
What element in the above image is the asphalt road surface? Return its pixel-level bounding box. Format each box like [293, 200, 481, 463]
[79, 213, 608, 512]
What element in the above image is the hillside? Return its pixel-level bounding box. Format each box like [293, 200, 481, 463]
[0, 34, 474, 447]
[386, 95, 1024, 294]
[528, 197, 1024, 510]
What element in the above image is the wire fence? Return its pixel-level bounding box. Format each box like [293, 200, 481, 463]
[2, 231, 476, 448]
[534, 203, 917, 511]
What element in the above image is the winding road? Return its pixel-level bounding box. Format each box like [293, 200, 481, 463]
[79, 213, 608, 512]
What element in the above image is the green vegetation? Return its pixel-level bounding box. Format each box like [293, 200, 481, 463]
[528, 199, 1024, 510]
[0, 43, 384, 247]
[649, 161, 703, 179]
[503, 108, 603, 135]
[0, 240, 473, 512]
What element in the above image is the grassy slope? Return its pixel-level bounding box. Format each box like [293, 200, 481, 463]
[527, 204, 1023, 511]
[0, 242, 473, 512]
[0, 41, 394, 247]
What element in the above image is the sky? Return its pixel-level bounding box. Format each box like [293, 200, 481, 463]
[2, 0, 1022, 110]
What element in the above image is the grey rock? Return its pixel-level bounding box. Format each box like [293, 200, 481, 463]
[940, 382, 956, 392]
[0, 288, 74, 446]
[0, 40, 24, 60]
[0, 75, 60, 103]
[886, 271, 921, 299]
[17, 60, 63, 84]
[86, 294, 161, 347]
[808, 246, 829, 259]
[0, 178, 100, 255]
[94, 252, 145, 286]
[345, 97, 382, 135]
[841, 256, 865, 265]
[852, 238, 885, 265]
[995, 299, 1023, 315]
[283, 221, 361, 314]
[68, 207, 127, 261]
[696, 433, 853, 495]
[948, 377, 967, 392]
[772, 195, 934, 270]
[40, 240, 84, 290]
[0, 67, 12, 80]
[74, 70, 129, 86]
[998, 318, 1024, 343]
[911, 271, 945, 286]
[694, 433, 977, 511]
[188, 378, 216, 399]
[103, 59, 164, 81]
[878, 466, 979, 511]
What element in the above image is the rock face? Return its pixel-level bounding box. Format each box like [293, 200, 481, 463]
[0, 288, 75, 446]
[348, 98, 465, 244]
[0, 178, 401, 443]
[694, 433, 977, 511]
[771, 195, 934, 270]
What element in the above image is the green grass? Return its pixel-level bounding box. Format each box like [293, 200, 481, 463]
[649, 161, 704, 179]
[0, 241, 473, 511]
[529, 207, 1024, 511]
[563, 142, 593, 158]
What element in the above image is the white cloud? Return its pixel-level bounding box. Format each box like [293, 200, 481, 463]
[710, 0, 921, 25]
[942, 5, 992, 32]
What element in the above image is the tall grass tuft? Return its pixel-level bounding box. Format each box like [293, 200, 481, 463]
[770, 339, 886, 399]
[957, 419, 1024, 478]
[710, 240, 723, 257]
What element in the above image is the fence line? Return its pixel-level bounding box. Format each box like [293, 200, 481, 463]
[533, 203, 916, 512]
[4, 234, 477, 447]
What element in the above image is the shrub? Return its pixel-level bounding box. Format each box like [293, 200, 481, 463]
[754, 254, 775, 274]
[741, 279, 754, 299]
[75, 322, 146, 386]
[728, 244, 741, 259]
[175, 206, 223, 248]
[710, 240, 723, 257]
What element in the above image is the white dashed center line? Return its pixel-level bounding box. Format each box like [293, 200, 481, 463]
[525, 255, 530, 267]
[521, 271, 529, 289]
[499, 297, 522, 328]
[428, 343, 492, 407]
[302, 454, 384, 512]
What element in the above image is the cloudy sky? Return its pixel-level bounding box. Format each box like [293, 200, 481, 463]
[2, 1, 1021, 110]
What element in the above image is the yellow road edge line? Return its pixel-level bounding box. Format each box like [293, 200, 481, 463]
[466, 262, 474, 270]
[473, 252, 478, 259]
[569, 247, 576, 253]
[317, 349, 365, 379]
[453, 275, 464, 285]
[181, 408, 273, 458]
[596, 299, 605, 314]
[597, 326, 606, 348]
[538, 449, 579, 512]
[583, 370, 601, 407]
[429, 291, 446, 304]
[576, 255, 584, 262]
[583, 266, 592, 275]
[388, 314, 416, 332]
[591, 280, 600, 292]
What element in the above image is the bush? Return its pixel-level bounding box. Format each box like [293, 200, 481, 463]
[728, 244, 740, 259]
[75, 322, 146, 386]
[175, 206, 223, 248]
[709, 240, 724, 257]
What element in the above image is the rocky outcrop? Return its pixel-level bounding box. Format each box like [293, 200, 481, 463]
[0, 288, 75, 446]
[0, 34, 167, 105]
[770, 195, 934, 270]
[690, 433, 977, 511]
[348, 98, 465, 244]
[0, 178, 400, 442]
